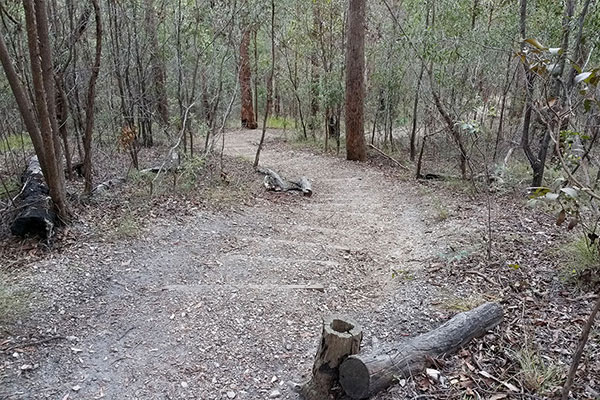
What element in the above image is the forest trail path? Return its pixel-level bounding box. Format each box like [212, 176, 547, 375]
[3, 130, 440, 400]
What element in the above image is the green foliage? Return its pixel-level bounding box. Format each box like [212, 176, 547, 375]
[177, 156, 206, 192]
[0, 134, 32, 153]
[267, 116, 295, 129]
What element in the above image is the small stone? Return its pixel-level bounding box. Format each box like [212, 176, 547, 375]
[226, 391, 236, 399]
[269, 389, 281, 398]
[72, 385, 81, 392]
[181, 381, 189, 388]
[288, 381, 302, 393]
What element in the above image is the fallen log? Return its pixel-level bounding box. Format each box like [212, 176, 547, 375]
[258, 167, 313, 197]
[302, 315, 363, 400]
[339, 302, 503, 399]
[11, 156, 56, 238]
[261, 168, 288, 192]
[289, 176, 313, 197]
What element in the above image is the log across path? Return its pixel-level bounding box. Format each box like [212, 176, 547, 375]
[3, 130, 445, 400]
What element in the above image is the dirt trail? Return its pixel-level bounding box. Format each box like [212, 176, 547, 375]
[1, 130, 442, 400]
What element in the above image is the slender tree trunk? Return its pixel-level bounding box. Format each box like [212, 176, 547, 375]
[410, 63, 424, 161]
[29, 0, 69, 220]
[345, 0, 367, 161]
[493, 52, 514, 161]
[253, 0, 275, 168]
[566, 0, 593, 95]
[519, 0, 547, 188]
[253, 30, 259, 124]
[410, 4, 430, 161]
[562, 297, 600, 400]
[145, 0, 169, 127]
[83, 0, 102, 194]
[555, 0, 575, 100]
[240, 28, 257, 129]
[55, 74, 73, 180]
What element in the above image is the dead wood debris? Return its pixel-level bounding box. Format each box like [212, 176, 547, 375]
[257, 167, 313, 197]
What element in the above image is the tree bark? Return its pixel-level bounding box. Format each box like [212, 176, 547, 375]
[240, 28, 258, 129]
[339, 303, 503, 399]
[345, 0, 367, 161]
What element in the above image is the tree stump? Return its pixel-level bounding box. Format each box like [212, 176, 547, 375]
[339, 302, 503, 399]
[301, 315, 363, 400]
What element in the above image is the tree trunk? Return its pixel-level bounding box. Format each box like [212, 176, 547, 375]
[339, 303, 503, 399]
[554, 0, 575, 100]
[430, 76, 468, 179]
[240, 28, 258, 129]
[345, 0, 367, 161]
[253, 1, 275, 168]
[3, 0, 71, 222]
[566, 0, 593, 95]
[410, 5, 430, 161]
[410, 63, 424, 161]
[145, 0, 169, 127]
[519, 0, 549, 188]
[82, 0, 102, 194]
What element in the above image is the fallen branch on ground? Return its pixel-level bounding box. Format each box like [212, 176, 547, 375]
[0, 336, 65, 353]
[368, 144, 410, 171]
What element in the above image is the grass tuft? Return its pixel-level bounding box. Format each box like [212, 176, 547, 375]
[513, 345, 561, 394]
[560, 236, 600, 286]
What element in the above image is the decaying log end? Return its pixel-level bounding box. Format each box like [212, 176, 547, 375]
[339, 302, 503, 399]
[10, 156, 57, 239]
[301, 315, 363, 400]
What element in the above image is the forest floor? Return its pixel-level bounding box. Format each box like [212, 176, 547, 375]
[0, 129, 598, 399]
